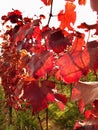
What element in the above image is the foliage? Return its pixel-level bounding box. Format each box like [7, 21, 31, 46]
[0, 0, 98, 129]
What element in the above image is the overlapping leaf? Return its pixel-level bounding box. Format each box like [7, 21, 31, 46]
[23, 80, 67, 113]
[49, 30, 71, 53]
[27, 51, 54, 78]
[56, 36, 98, 83]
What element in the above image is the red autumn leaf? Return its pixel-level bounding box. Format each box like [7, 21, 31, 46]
[41, 80, 55, 89]
[77, 22, 97, 30]
[71, 81, 98, 104]
[56, 39, 98, 83]
[2, 9, 22, 24]
[35, 54, 54, 77]
[27, 51, 54, 78]
[13, 22, 33, 44]
[13, 19, 40, 44]
[65, 0, 75, 2]
[54, 93, 67, 110]
[85, 110, 92, 119]
[40, 14, 46, 19]
[78, 99, 85, 113]
[49, 30, 71, 53]
[78, 0, 86, 5]
[58, 2, 76, 30]
[23, 81, 55, 113]
[86, 41, 98, 72]
[41, 0, 52, 6]
[93, 100, 98, 110]
[8, 9, 22, 23]
[23, 80, 67, 113]
[90, 0, 98, 13]
[56, 102, 65, 111]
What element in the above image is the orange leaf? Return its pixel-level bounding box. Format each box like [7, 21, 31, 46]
[78, 0, 86, 5]
[58, 2, 76, 30]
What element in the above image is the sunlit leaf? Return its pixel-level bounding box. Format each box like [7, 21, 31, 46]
[58, 2, 76, 30]
[41, 0, 52, 6]
[78, 0, 86, 5]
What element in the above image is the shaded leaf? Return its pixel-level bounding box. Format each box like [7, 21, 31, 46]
[49, 30, 71, 53]
[23, 81, 55, 113]
[2, 9, 22, 24]
[23, 80, 67, 113]
[71, 81, 98, 104]
[77, 22, 97, 30]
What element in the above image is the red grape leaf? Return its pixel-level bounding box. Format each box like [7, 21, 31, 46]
[65, 0, 75, 2]
[23, 81, 55, 113]
[56, 40, 98, 83]
[56, 102, 65, 111]
[58, 2, 76, 30]
[35, 55, 54, 77]
[56, 50, 89, 83]
[13, 19, 40, 44]
[2, 9, 22, 24]
[27, 51, 54, 78]
[85, 110, 92, 119]
[77, 22, 97, 30]
[13, 22, 33, 44]
[49, 30, 71, 53]
[78, 0, 86, 5]
[71, 81, 98, 104]
[41, 0, 52, 5]
[78, 99, 85, 113]
[54, 93, 67, 110]
[23, 80, 67, 113]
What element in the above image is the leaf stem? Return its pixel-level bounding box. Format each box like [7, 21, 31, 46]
[47, 0, 53, 26]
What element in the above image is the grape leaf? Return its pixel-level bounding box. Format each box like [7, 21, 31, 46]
[71, 81, 98, 104]
[49, 30, 71, 53]
[54, 93, 67, 110]
[78, 0, 86, 5]
[1, 9, 22, 24]
[58, 2, 76, 30]
[27, 51, 54, 78]
[23, 80, 55, 113]
[56, 39, 98, 83]
[23, 80, 67, 113]
[41, 0, 52, 5]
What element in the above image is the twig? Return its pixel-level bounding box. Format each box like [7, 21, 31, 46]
[37, 114, 43, 130]
[9, 106, 12, 125]
[46, 108, 48, 130]
[47, 0, 53, 26]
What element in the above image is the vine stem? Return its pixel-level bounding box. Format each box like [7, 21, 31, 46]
[70, 84, 73, 100]
[9, 106, 12, 125]
[37, 114, 43, 130]
[47, 0, 53, 26]
[46, 108, 48, 130]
